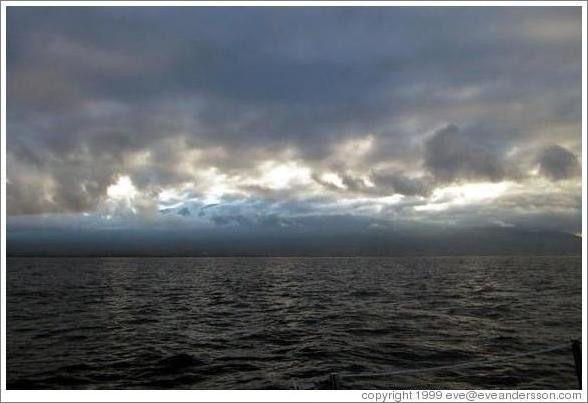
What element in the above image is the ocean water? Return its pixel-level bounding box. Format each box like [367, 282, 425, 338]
[6, 256, 582, 389]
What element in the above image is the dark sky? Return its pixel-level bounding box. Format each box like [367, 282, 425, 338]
[6, 6, 583, 254]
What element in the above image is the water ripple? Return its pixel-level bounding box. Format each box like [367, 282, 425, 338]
[7, 256, 581, 389]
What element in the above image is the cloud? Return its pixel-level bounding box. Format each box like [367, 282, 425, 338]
[371, 172, 434, 197]
[5, 6, 582, 238]
[424, 125, 507, 183]
[537, 145, 580, 180]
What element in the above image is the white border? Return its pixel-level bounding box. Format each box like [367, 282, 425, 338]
[0, 1, 586, 7]
[583, 3, 588, 403]
[0, 1, 586, 402]
[1, 0, 8, 398]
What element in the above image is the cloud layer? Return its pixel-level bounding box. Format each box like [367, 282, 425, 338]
[6, 6, 583, 236]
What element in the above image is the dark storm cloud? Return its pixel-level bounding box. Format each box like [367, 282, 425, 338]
[5, 6, 582, 235]
[537, 145, 580, 180]
[424, 125, 507, 183]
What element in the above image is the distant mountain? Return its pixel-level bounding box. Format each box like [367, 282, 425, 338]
[7, 225, 581, 257]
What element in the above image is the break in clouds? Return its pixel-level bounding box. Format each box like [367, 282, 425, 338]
[6, 7, 582, 237]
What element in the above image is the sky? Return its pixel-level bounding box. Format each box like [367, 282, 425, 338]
[5, 6, 583, 254]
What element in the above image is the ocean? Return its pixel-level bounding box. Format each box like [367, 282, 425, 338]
[6, 256, 581, 389]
